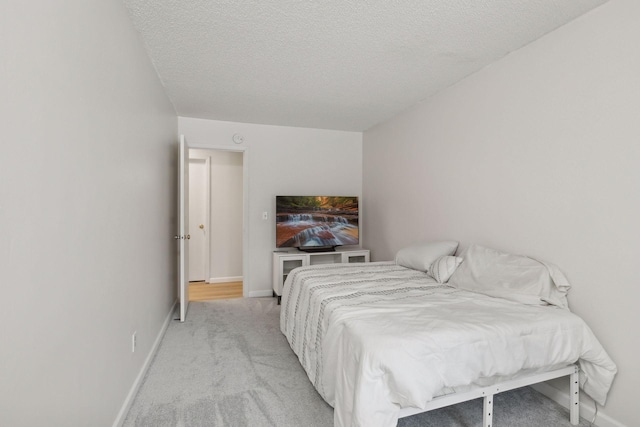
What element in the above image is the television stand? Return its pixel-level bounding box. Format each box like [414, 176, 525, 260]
[272, 248, 370, 304]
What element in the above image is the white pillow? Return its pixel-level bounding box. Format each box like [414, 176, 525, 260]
[448, 244, 569, 308]
[428, 255, 463, 283]
[395, 241, 459, 272]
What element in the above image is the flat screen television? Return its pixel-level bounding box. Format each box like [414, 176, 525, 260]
[276, 196, 359, 252]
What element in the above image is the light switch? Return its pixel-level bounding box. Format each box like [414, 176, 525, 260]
[262, 211, 268, 220]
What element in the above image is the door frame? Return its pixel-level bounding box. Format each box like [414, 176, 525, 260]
[187, 156, 211, 282]
[188, 144, 249, 298]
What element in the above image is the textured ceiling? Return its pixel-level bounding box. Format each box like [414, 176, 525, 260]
[123, 0, 608, 131]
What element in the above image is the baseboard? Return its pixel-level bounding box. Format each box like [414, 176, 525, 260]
[531, 382, 626, 427]
[248, 290, 274, 298]
[112, 299, 178, 427]
[207, 276, 243, 284]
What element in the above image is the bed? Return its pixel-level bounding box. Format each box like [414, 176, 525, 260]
[280, 242, 617, 427]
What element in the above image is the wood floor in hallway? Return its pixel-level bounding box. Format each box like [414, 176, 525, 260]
[188, 281, 243, 302]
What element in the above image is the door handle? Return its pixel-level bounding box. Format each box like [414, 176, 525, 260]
[199, 224, 205, 229]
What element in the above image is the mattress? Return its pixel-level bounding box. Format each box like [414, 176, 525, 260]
[280, 262, 617, 427]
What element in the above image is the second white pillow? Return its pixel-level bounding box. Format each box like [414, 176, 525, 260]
[428, 255, 463, 283]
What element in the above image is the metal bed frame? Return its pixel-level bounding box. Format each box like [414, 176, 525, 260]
[398, 364, 579, 427]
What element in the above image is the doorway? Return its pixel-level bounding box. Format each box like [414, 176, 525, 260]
[188, 148, 245, 301]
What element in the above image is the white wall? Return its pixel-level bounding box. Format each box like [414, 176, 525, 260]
[190, 149, 244, 281]
[363, 1, 639, 425]
[0, 1, 177, 426]
[179, 117, 363, 296]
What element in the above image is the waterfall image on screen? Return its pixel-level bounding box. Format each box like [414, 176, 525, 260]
[276, 196, 359, 249]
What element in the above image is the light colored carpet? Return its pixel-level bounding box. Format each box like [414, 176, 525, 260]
[124, 298, 591, 427]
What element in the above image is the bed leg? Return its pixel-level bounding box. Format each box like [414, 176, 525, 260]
[570, 367, 579, 425]
[483, 394, 493, 427]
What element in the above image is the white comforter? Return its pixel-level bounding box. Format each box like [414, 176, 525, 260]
[280, 262, 617, 427]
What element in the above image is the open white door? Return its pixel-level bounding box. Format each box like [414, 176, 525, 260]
[188, 158, 209, 282]
[178, 135, 190, 322]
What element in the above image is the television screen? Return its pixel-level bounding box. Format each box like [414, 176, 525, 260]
[276, 196, 359, 250]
